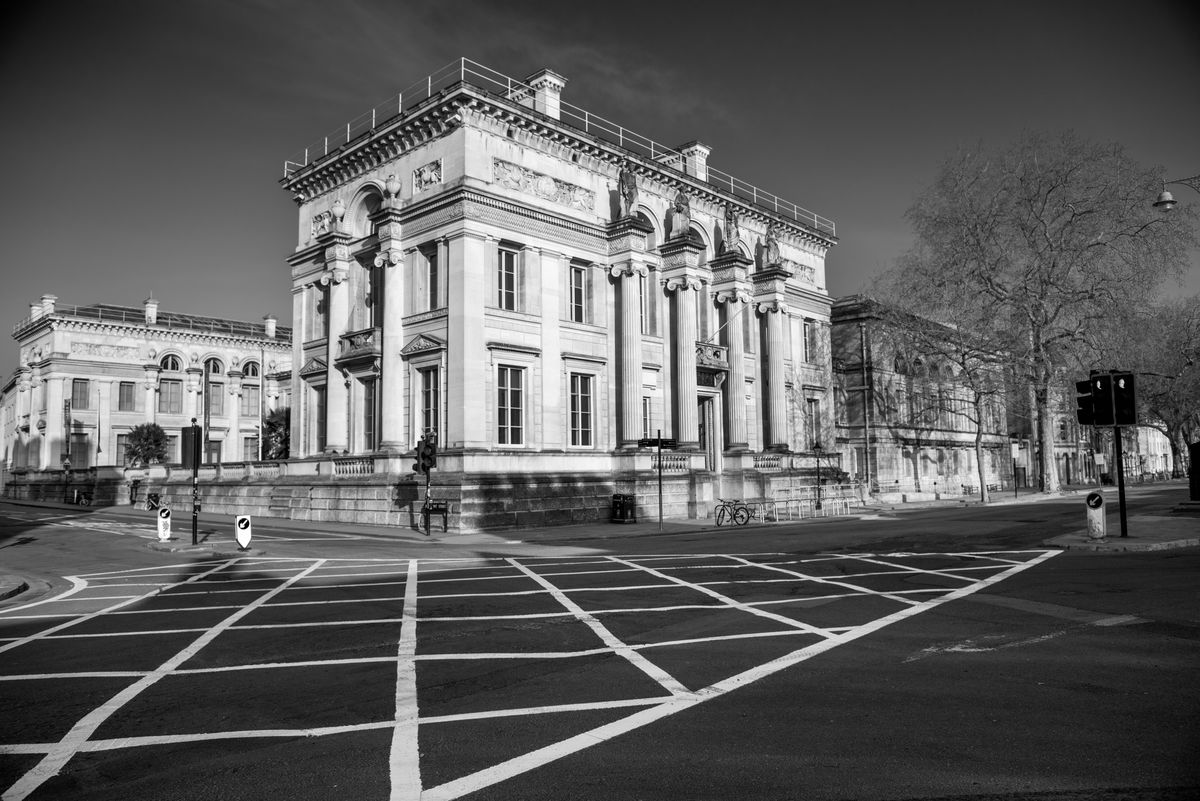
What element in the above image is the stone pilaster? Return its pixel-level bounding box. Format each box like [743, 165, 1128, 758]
[373, 200, 406, 451]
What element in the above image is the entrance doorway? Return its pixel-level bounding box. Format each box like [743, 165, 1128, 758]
[698, 394, 721, 472]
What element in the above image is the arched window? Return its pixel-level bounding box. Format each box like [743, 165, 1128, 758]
[205, 358, 223, 375]
[353, 193, 383, 239]
[636, 212, 658, 251]
[242, 362, 260, 378]
[159, 354, 181, 372]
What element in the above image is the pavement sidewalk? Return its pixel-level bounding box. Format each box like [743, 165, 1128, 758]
[2, 488, 1197, 603]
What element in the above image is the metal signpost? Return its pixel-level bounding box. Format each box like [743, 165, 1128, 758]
[183, 419, 203, 545]
[638, 430, 678, 533]
[1076, 371, 1137, 538]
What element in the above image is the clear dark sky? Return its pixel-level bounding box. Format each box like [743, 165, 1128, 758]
[2, 0, 1197, 376]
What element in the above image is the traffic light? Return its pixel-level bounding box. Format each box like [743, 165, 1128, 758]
[1113, 372, 1136, 426]
[420, 438, 438, 472]
[1074, 380, 1094, 426]
[412, 436, 438, 476]
[1090, 372, 1114, 426]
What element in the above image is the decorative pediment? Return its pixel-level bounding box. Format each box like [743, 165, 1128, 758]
[299, 356, 327, 377]
[401, 334, 445, 357]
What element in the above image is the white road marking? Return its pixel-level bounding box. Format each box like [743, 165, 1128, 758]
[389, 559, 421, 801]
[507, 558, 691, 698]
[2, 560, 324, 801]
[0, 550, 1062, 801]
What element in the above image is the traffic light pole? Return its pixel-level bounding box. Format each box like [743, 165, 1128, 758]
[1113, 425, 1128, 538]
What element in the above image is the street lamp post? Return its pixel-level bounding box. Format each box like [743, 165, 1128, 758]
[812, 441, 824, 511]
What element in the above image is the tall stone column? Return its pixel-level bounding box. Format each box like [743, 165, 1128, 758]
[606, 214, 655, 448]
[374, 194, 405, 452]
[610, 261, 647, 447]
[659, 228, 707, 450]
[666, 275, 702, 448]
[143, 367, 158, 425]
[322, 236, 352, 453]
[97, 380, 112, 466]
[716, 292, 750, 450]
[45, 377, 65, 468]
[448, 231, 488, 450]
[758, 301, 789, 450]
[753, 263, 793, 452]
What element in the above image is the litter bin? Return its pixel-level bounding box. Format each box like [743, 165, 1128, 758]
[610, 493, 636, 524]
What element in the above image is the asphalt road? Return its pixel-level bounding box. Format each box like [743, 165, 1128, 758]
[1, 486, 1197, 801]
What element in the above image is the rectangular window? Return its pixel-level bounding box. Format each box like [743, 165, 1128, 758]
[642, 396, 652, 439]
[206, 440, 222, 465]
[207, 383, 224, 416]
[803, 320, 817, 363]
[118, 382, 136, 412]
[427, 247, 440, 311]
[69, 432, 89, 468]
[639, 273, 648, 334]
[497, 247, 519, 311]
[305, 285, 328, 341]
[497, 365, 524, 445]
[71, 379, 90, 409]
[158, 380, 182, 415]
[569, 373, 593, 447]
[569, 263, 588, 323]
[362, 378, 376, 451]
[167, 435, 180, 464]
[240, 385, 260, 418]
[244, 435, 260, 461]
[419, 366, 440, 438]
[116, 434, 130, 466]
[313, 385, 327, 453]
[805, 397, 822, 449]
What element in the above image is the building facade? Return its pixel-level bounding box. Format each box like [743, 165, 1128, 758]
[2, 295, 291, 477]
[279, 60, 839, 526]
[831, 296, 1011, 499]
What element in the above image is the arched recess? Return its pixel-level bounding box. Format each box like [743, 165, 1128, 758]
[349, 186, 384, 240]
[635, 208, 660, 251]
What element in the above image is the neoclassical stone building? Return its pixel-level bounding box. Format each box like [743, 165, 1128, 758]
[280, 59, 839, 527]
[3, 295, 291, 476]
[831, 296, 1011, 499]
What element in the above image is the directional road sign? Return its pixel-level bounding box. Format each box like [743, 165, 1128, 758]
[235, 515, 253, 550]
[156, 507, 172, 541]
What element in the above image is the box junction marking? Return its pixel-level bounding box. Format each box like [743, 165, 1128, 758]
[0, 550, 1059, 800]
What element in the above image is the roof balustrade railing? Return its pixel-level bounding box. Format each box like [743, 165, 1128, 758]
[282, 58, 834, 237]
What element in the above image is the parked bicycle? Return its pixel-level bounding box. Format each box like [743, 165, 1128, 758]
[714, 498, 751, 526]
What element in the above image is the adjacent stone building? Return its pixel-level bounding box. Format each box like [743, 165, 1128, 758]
[279, 59, 839, 527]
[2, 295, 291, 499]
[831, 296, 1010, 500]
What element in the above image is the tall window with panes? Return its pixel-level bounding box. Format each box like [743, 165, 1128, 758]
[497, 246, 519, 311]
[569, 263, 590, 324]
[116, 434, 130, 466]
[569, 373, 593, 447]
[71, 379, 90, 409]
[362, 378, 377, 451]
[497, 366, 524, 445]
[118, 382, 136, 412]
[805, 397, 822, 449]
[159, 380, 182, 415]
[312, 385, 327, 453]
[419, 366, 440, 438]
[426, 246, 440, 311]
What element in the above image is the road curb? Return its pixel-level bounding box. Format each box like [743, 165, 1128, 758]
[0, 576, 29, 601]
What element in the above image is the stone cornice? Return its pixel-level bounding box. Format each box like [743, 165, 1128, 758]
[280, 82, 836, 250]
[22, 316, 292, 352]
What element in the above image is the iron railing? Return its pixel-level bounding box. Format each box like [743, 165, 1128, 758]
[282, 58, 835, 236]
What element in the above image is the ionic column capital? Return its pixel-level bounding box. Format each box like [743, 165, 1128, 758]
[664, 275, 703, 293]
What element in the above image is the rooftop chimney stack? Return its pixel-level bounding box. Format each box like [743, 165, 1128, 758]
[144, 296, 159, 325]
[264, 315, 277, 339]
[679, 142, 712, 182]
[40, 294, 57, 316]
[526, 69, 566, 121]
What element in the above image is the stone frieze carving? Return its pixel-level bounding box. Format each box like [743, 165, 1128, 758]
[413, 160, 442, 192]
[493, 158, 595, 213]
[71, 342, 139, 359]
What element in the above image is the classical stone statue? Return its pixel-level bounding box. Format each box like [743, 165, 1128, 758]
[722, 205, 741, 254]
[764, 221, 782, 266]
[671, 190, 691, 239]
[618, 161, 638, 218]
